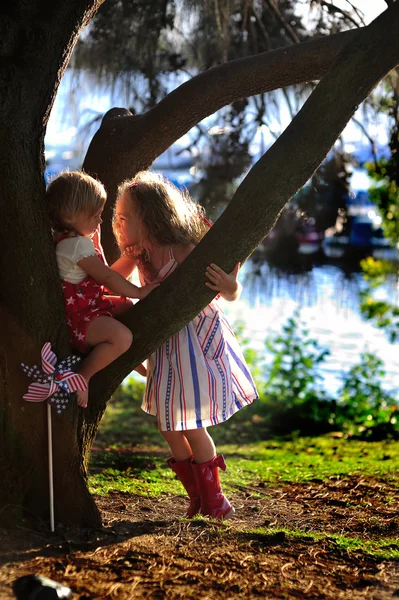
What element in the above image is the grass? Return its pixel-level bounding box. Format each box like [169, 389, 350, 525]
[245, 528, 399, 560]
[88, 383, 399, 564]
[219, 436, 399, 487]
[89, 434, 399, 496]
[90, 388, 399, 496]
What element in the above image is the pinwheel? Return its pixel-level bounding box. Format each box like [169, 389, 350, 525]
[21, 342, 87, 415]
[21, 342, 87, 532]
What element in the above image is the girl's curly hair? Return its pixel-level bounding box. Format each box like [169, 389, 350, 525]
[114, 171, 210, 249]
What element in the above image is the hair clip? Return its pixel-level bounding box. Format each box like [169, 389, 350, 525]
[129, 183, 138, 189]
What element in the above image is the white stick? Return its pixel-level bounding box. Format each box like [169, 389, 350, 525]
[47, 403, 55, 532]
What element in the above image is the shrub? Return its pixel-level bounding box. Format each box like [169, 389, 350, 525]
[335, 352, 398, 440]
[257, 314, 336, 436]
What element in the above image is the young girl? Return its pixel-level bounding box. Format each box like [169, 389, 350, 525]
[46, 171, 157, 408]
[113, 171, 258, 520]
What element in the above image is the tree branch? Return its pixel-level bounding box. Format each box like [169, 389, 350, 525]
[83, 25, 363, 262]
[83, 26, 361, 182]
[88, 4, 399, 413]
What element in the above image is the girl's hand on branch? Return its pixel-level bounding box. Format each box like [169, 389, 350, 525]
[205, 262, 242, 302]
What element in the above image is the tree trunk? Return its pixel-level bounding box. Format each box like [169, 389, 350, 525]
[0, 1, 104, 527]
[1, 2, 399, 529]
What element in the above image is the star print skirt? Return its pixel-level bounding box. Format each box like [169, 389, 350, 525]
[62, 277, 115, 353]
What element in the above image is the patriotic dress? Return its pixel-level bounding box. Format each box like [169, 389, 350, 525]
[56, 236, 115, 353]
[140, 249, 258, 431]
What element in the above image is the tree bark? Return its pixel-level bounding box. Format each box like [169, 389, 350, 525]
[2, 2, 399, 529]
[0, 0, 104, 527]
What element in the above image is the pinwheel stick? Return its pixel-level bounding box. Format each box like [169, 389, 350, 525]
[47, 403, 55, 532]
[21, 343, 87, 532]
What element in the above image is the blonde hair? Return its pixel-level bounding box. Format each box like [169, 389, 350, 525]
[46, 170, 106, 233]
[115, 171, 209, 248]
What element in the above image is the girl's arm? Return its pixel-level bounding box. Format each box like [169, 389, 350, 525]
[77, 255, 158, 299]
[205, 262, 242, 302]
[110, 254, 138, 279]
[111, 244, 140, 279]
[93, 228, 137, 278]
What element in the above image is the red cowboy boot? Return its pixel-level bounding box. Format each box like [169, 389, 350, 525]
[192, 455, 235, 520]
[167, 456, 201, 518]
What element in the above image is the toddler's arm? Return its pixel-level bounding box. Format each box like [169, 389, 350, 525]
[205, 262, 242, 302]
[78, 255, 158, 299]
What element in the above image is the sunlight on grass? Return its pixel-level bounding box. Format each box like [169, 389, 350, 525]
[91, 391, 399, 498]
[89, 470, 182, 497]
[90, 435, 399, 497]
[218, 436, 399, 487]
[246, 527, 399, 560]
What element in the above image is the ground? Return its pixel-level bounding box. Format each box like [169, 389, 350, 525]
[0, 470, 398, 599]
[1, 393, 398, 599]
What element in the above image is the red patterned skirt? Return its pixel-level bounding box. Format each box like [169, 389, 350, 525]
[62, 276, 115, 353]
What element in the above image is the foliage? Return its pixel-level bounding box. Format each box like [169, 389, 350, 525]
[335, 352, 398, 439]
[367, 163, 399, 243]
[366, 69, 399, 243]
[293, 151, 353, 232]
[256, 314, 335, 436]
[359, 256, 399, 343]
[241, 314, 398, 439]
[74, 0, 180, 108]
[360, 72, 399, 344]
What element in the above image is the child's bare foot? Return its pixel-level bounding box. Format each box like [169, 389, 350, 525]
[77, 387, 89, 408]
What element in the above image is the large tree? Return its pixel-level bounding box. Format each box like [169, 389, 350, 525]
[0, 1, 398, 528]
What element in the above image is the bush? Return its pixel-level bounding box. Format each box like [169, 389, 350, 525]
[256, 314, 337, 436]
[334, 352, 399, 440]
[246, 315, 398, 440]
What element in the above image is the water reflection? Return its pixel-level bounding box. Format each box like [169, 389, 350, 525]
[221, 255, 399, 396]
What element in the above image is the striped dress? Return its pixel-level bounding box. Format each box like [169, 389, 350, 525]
[140, 249, 258, 431]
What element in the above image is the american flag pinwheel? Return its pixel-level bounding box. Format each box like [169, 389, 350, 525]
[21, 342, 87, 415]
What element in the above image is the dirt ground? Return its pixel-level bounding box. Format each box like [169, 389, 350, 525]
[1, 476, 398, 599]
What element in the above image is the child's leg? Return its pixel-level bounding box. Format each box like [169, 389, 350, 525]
[107, 296, 147, 376]
[183, 428, 216, 464]
[161, 430, 193, 461]
[161, 431, 200, 517]
[161, 428, 216, 463]
[77, 316, 133, 407]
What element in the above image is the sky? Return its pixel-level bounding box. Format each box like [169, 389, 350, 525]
[344, 0, 387, 24]
[295, 0, 387, 25]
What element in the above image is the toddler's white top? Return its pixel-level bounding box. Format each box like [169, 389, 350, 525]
[56, 236, 97, 283]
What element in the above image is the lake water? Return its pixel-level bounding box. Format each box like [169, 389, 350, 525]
[220, 258, 399, 396]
